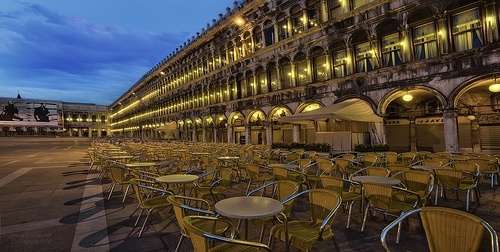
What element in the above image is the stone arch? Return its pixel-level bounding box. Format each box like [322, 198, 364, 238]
[378, 86, 448, 116]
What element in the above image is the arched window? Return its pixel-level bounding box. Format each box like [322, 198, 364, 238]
[235, 37, 244, 59]
[263, 20, 275, 46]
[328, 0, 342, 19]
[280, 58, 292, 89]
[355, 41, 374, 73]
[227, 42, 235, 63]
[243, 32, 253, 55]
[295, 52, 308, 86]
[277, 13, 288, 41]
[246, 72, 255, 96]
[291, 5, 303, 35]
[268, 62, 279, 91]
[256, 66, 267, 94]
[306, 0, 319, 29]
[235, 74, 244, 99]
[253, 26, 263, 51]
[311, 47, 327, 81]
[380, 22, 403, 67]
[412, 22, 438, 60]
[452, 8, 484, 52]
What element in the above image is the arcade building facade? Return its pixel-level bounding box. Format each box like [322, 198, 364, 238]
[109, 0, 500, 154]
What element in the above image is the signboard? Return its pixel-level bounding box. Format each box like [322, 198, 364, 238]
[0, 98, 61, 127]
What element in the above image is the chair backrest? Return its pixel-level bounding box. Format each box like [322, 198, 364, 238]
[400, 152, 416, 165]
[182, 216, 214, 251]
[387, 164, 410, 176]
[381, 207, 499, 252]
[108, 163, 127, 183]
[335, 158, 351, 173]
[342, 153, 356, 159]
[385, 153, 398, 164]
[166, 195, 212, 237]
[399, 170, 434, 204]
[273, 166, 289, 180]
[451, 155, 469, 162]
[298, 159, 312, 169]
[286, 153, 301, 162]
[363, 182, 394, 210]
[468, 158, 494, 173]
[320, 176, 344, 195]
[308, 189, 342, 229]
[422, 160, 442, 167]
[243, 164, 261, 180]
[365, 166, 390, 177]
[316, 160, 335, 175]
[452, 161, 478, 174]
[434, 168, 463, 188]
[363, 154, 379, 167]
[420, 207, 490, 252]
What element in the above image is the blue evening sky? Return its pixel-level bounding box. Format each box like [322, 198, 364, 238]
[0, 0, 235, 105]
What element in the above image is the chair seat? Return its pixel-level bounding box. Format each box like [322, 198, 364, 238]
[210, 243, 264, 252]
[142, 195, 170, 209]
[342, 191, 362, 202]
[387, 201, 416, 213]
[192, 218, 230, 235]
[271, 221, 334, 251]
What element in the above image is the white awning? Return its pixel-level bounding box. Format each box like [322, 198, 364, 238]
[155, 122, 179, 139]
[277, 99, 383, 124]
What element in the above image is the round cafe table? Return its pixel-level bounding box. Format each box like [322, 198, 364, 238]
[125, 162, 158, 172]
[351, 175, 401, 185]
[156, 174, 199, 195]
[215, 196, 283, 240]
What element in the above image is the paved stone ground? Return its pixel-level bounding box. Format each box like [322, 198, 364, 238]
[0, 137, 498, 252]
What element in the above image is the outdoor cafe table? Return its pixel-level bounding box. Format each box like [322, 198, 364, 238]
[155, 174, 199, 195]
[215, 196, 283, 240]
[268, 163, 299, 170]
[410, 165, 451, 171]
[107, 155, 134, 163]
[125, 162, 158, 172]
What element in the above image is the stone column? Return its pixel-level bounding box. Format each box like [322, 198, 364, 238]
[409, 117, 417, 152]
[325, 53, 332, 79]
[266, 124, 273, 146]
[292, 124, 300, 143]
[470, 119, 481, 153]
[213, 127, 218, 143]
[443, 109, 459, 153]
[436, 13, 450, 54]
[245, 126, 251, 145]
[485, 1, 499, 43]
[227, 125, 233, 143]
[202, 127, 207, 142]
[192, 127, 197, 142]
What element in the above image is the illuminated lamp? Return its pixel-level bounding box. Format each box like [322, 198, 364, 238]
[402, 92, 413, 102]
[489, 75, 500, 92]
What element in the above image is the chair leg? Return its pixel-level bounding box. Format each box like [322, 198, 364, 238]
[466, 189, 470, 212]
[174, 235, 185, 252]
[245, 180, 252, 195]
[258, 225, 266, 243]
[122, 184, 131, 203]
[108, 182, 116, 200]
[361, 204, 370, 232]
[138, 209, 153, 237]
[135, 208, 144, 226]
[434, 186, 439, 205]
[396, 221, 402, 244]
[346, 201, 354, 229]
